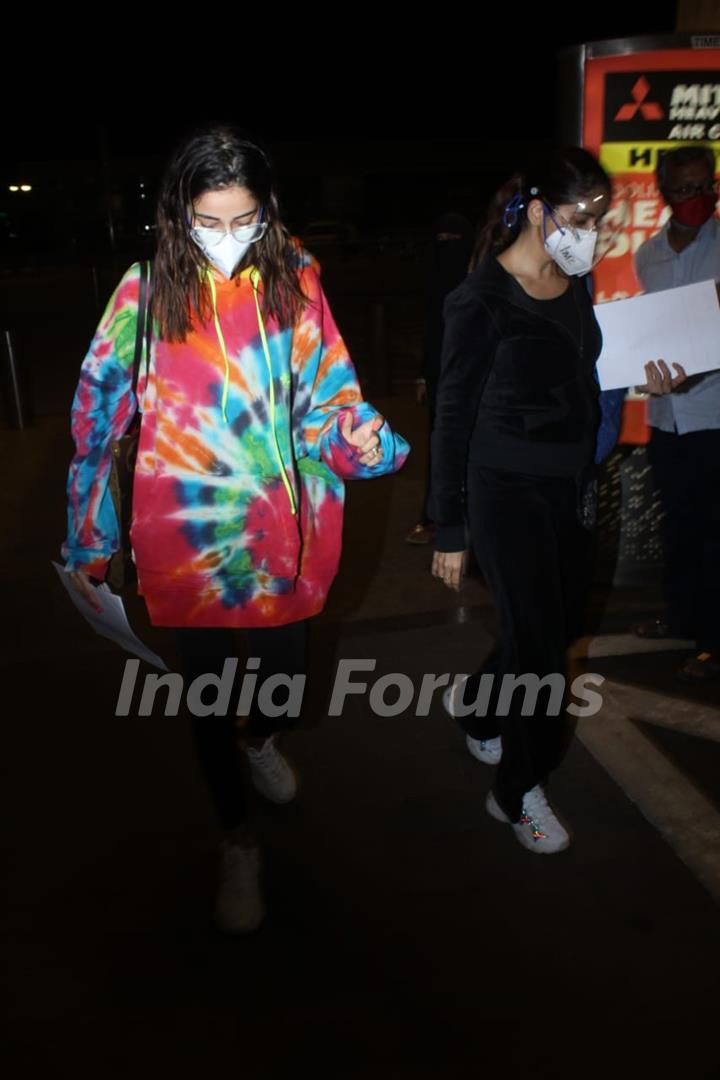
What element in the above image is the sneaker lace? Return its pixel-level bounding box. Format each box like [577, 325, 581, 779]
[252, 738, 285, 779]
[521, 786, 553, 833]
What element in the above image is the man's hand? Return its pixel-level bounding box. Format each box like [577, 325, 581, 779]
[634, 359, 687, 395]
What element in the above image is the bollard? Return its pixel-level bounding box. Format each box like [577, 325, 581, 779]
[1, 329, 33, 429]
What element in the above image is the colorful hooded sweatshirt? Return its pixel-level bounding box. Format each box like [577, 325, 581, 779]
[62, 247, 410, 627]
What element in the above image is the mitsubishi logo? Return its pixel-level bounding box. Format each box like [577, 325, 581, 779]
[614, 76, 665, 121]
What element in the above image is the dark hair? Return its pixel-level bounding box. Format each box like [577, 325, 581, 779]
[152, 125, 308, 342]
[471, 146, 612, 269]
[656, 144, 716, 192]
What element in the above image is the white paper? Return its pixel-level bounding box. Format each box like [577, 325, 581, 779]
[594, 279, 720, 391]
[52, 562, 169, 671]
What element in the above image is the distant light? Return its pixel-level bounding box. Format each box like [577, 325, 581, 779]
[9, 185, 19, 192]
[20, 185, 32, 192]
[144, 225, 150, 231]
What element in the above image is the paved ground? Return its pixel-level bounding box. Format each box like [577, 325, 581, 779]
[2, 379, 719, 1077]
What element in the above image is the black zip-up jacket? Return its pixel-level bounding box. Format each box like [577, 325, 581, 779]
[430, 256, 603, 552]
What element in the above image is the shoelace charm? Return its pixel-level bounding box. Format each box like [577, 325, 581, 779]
[519, 813, 547, 841]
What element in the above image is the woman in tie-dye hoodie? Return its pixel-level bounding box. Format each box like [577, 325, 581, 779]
[62, 126, 410, 932]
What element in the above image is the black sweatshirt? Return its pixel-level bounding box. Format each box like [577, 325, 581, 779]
[430, 256, 603, 552]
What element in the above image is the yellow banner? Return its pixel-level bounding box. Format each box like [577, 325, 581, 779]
[600, 141, 720, 174]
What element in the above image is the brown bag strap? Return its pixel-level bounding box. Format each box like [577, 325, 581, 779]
[131, 260, 152, 404]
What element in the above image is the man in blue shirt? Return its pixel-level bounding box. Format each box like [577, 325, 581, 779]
[634, 144, 720, 681]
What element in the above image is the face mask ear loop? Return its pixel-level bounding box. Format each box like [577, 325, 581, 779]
[541, 199, 566, 245]
[503, 194, 525, 229]
[521, 186, 555, 244]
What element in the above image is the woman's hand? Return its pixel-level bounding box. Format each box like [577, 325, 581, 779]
[66, 568, 103, 613]
[431, 549, 465, 591]
[340, 412, 384, 466]
[634, 360, 687, 395]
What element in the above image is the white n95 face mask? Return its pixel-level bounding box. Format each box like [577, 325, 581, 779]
[191, 220, 268, 278]
[543, 221, 597, 276]
[191, 230, 251, 277]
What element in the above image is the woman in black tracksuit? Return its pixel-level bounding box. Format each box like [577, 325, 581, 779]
[430, 147, 682, 853]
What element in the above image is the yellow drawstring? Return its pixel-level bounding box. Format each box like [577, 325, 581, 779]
[249, 268, 297, 516]
[203, 266, 297, 516]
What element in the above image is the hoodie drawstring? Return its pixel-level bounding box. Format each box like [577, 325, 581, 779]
[205, 267, 297, 517]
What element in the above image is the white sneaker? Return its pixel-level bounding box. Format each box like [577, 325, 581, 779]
[442, 678, 503, 765]
[214, 842, 265, 933]
[486, 785, 570, 854]
[466, 733, 503, 766]
[246, 736, 297, 804]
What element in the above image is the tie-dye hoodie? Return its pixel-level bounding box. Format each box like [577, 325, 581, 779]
[62, 246, 410, 627]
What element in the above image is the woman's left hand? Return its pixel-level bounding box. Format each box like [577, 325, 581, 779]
[431, 549, 465, 591]
[634, 360, 687, 395]
[341, 412, 385, 466]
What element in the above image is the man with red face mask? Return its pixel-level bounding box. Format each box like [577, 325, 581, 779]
[633, 145, 720, 681]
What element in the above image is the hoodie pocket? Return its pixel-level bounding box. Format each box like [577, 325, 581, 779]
[130, 471, 301, 586]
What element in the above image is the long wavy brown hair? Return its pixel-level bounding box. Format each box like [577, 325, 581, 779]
[152, 125, 308, 341]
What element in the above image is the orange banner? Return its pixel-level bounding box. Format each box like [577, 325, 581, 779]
[583, 47, 720, 443]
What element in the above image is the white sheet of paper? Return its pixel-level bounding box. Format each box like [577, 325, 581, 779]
[594, 279, 720, 391]
[52, 562, 169, 671]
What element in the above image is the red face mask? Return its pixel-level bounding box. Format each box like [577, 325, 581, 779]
[670, 192, 717, 228]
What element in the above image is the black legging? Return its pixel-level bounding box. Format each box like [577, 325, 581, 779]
[648, 427, 720, 652]
[457, 466, 591, 821]
[174, 621, 308, 829]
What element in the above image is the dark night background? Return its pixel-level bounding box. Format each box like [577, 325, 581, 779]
[3, 12, 720, 1079]
[0, 9, 686, 419]
[2, 10, 681, 267]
